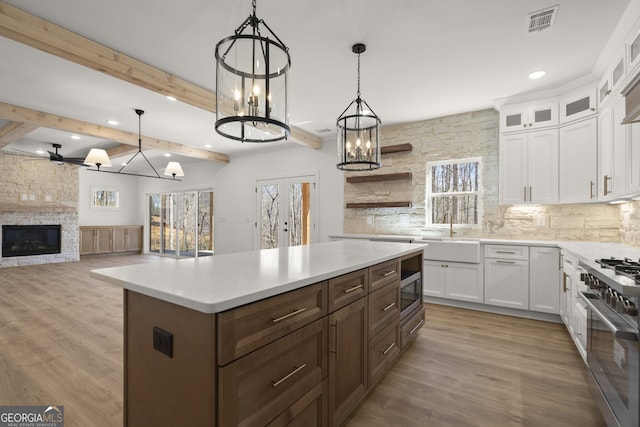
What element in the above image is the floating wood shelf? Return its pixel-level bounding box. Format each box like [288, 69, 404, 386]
[346, 201, 412, 209]
[346, 172, 412, 183]
[381, 143, 412, 154]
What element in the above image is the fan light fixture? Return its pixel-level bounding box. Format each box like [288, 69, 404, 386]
[84, 109, 184, 180]
[214, 0, 291, 143]
[336, 43, 381, 171]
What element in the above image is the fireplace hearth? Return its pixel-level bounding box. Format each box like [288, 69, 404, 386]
[2, 225, 61, 257]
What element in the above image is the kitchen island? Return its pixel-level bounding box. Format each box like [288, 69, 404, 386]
[91, 240, 425, 427]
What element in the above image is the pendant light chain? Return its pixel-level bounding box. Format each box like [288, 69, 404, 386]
[356, 51, 361, 100]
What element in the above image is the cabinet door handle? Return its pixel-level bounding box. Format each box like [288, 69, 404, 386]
[343, 284, 364, 294]
[330, 320, 339, 359]
[382, 342, 396, 355]
[382, 302, 396, 312]
[496, 260, 516, 264]
[409, 319, 425, 335]
[271, 364, 307, 388]
[563, 272, 567, 293]
[272, 307, 307, 323]
[604, 175, 611, 195]
[590, 181, 595, 199]
[523, 186, 527, 202]
[383, 270, 397, 277]
[495, 251, 516, 254]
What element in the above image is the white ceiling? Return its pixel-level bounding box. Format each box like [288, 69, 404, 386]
[0, 0, 631, 170]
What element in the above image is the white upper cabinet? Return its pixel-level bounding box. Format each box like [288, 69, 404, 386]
[559, 85, 597, 125]
[499, 100, 558, 134]
[628, 121, 640, 193]
[499, 129, 558, 205]
[558, 117, 598, 204]
[598, 95, 628, 201]
[627, 24, 640, 76]
[598, 49, 626, 107]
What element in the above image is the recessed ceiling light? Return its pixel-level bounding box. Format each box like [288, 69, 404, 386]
[166, 95, 177, 101]
[70, 135, 81, 140]
[107, 119, 119, 125]
[528, 70, 546, 79]
[36, 149, 46, 155]
[204, 144, 212, 148]
[164, 153, 171, 157]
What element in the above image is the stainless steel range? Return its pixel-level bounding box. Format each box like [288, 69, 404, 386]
[580, 257, 640, 427]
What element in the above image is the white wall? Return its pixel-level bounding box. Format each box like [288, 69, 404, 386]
[78, 167, 141, 226]
[130, 138, 343, 254]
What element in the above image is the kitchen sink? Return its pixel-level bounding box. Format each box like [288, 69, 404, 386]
[417, 239, 481, 263]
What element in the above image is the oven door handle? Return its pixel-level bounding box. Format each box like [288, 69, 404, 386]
[582, 292, 638, 342]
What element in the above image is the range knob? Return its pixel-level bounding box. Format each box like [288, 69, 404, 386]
[624, 300, 638, 316]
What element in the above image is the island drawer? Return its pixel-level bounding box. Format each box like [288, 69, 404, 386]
[368, 281, 400, 338]
[217, 282, 327, 365]
[266, 379, 327, 427]
[400, 304, 425, 350]
[369, 258, 401, 292]
[218, 318, 327, 427]
[328, 268, 368, 313]
[368, 321, 400, 386]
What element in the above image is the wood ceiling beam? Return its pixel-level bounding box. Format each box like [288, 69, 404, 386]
[0, 102, 230, 163]
[105, 144, 139, 159]
[0, 121, 39, 147]
[0, 1, 322, 150]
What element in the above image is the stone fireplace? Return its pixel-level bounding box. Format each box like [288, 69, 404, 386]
[0, 153, 80, 267]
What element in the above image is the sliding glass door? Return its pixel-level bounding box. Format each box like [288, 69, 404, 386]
[257, 175, 316, 250]
[147, 190, 214, 258]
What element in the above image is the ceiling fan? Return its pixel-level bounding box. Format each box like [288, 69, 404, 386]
[46, 143, 87, 166]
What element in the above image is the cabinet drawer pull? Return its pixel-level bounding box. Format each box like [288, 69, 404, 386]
[495, 251, 516, 254]
[382, 302, 396, 312]
[383, 270, 397, 277]
[343, 284, 364, 294]
[272, 307, 307, 323]
[409, 319, 425, 335]
[382, 343, 396, 355]
[271, 364, 307, 388]
[496, 260, 516, 264]
[590, 181, 595, 199]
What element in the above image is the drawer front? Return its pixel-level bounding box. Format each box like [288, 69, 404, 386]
[368, 282, 400, 338]
[400, 304, 425, 350]
[368, 321, 400, 386]
[369, 258, 401, 292]
[484, 244, 529, 260]
[328, 268, 368, 313]
[218, 318, 327, 427]
[217, 282, 327, 365]
[266, 379, 327, 427]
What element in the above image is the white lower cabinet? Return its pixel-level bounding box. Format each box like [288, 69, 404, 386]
[423, 261, 483, 303]
[529, 247, 561, 314]
[484, 258, 529, 309]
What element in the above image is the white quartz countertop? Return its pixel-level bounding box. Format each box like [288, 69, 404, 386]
[90, 240, 425, 314]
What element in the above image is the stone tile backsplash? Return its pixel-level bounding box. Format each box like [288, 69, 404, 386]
[344, 108, 635, 246]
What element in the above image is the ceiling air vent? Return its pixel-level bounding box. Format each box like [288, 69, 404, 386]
[527, 5, 558, 33]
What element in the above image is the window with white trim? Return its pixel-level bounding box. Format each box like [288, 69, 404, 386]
[426, 158, 482, 227]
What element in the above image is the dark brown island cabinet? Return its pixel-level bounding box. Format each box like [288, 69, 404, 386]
[121, 248, 424, 427]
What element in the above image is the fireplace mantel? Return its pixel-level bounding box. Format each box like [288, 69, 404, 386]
[0, 203, 77, 213]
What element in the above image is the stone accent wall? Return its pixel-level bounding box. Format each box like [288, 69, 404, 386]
[344, 108, 624, 243]
[620, 201, 640, 246]
[0, 153, 79, 267]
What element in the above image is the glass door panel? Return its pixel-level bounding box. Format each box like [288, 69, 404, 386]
[288, 181, 312, 247]
[162, 194, 177, 255]
[259, 183, 280, 250]
[198, 191, 214, 256]
[179, 192, 197, 256]
[149, 194, 161, 253]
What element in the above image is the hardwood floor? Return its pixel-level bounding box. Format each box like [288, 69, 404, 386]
[346, 305, 605, 427]
[0, 256, 605, 427]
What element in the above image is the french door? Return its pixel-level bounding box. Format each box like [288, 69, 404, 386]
[148, 190, 214, 257]
[257, 175, 317, 250]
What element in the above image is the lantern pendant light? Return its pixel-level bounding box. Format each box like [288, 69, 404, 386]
[215, 0, 291, 143]
[336, 43, 381, 171]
